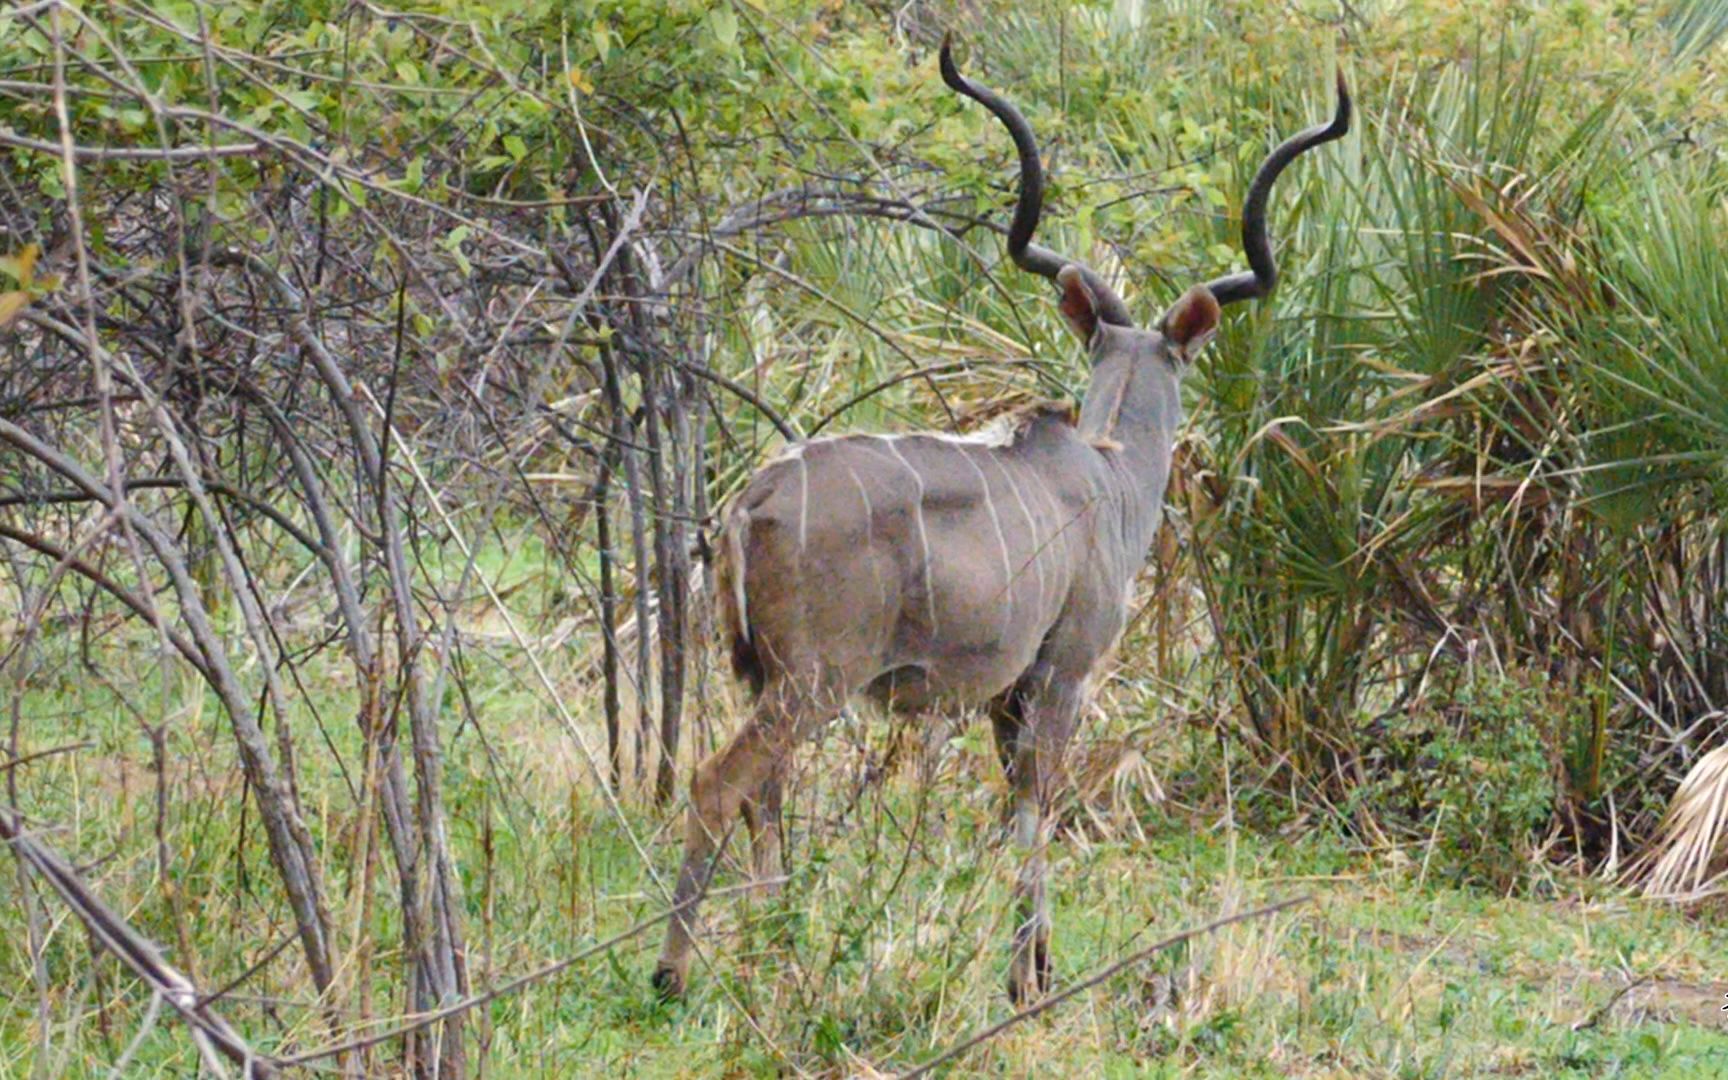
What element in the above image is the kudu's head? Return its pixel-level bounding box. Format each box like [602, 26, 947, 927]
[940, 37, 1351, 372]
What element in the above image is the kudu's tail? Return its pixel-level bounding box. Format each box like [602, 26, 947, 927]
[714, 509, 766, 696]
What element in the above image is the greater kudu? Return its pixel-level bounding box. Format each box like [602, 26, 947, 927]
[652, 38, 1350, 1001]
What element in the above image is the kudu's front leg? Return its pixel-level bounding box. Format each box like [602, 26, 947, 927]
[1004, 675, 1085, 1004]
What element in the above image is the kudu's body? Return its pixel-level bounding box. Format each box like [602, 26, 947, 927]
[653, 37, 1349, 1001]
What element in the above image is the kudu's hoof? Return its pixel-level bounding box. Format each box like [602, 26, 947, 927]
[650, 964, 685, 1001]
[1006, 940, 1052, 1005]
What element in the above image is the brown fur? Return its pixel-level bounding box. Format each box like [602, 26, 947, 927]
[1162, 286, 1221, 361]
[1058, 266, 1100, 341]
[1003, 398, 1080, 439]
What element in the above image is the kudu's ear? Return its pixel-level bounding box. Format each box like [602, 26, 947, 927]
[1159, 285, 1221, 365]
[1056, 265, 1101, 343]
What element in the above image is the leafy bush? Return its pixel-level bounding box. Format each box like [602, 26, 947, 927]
[1354, 672, 1559, 891]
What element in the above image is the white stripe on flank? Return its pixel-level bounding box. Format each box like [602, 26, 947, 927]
[987, 453, 1047, 619]
[881, 438, 938, 636]
[842, 462, 889, 611]
[960, 446, 1015, 636]
[728, 510, 751, 643]
[1026, 466, 1074, 568]
[797, 454, 810, 552]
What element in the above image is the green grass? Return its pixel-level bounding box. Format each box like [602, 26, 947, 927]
[3, 609, 1725, 1076]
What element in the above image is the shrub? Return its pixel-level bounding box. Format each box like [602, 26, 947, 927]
[1354, 672, 1559, 891]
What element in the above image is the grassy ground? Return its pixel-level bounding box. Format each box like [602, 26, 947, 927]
[0, 524, 1721, 1077]
[4, 601, 1726, 1077]
[472, 736, 1728, 1078]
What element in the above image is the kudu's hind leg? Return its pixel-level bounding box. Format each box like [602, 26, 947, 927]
[1004, 675, 1086, 1005]
[652, 680, 833, 999]
[987, 683, 1027, 780]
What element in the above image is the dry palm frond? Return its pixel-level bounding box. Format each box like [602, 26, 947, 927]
[1627, 743, 1728, 901]
[1067, 734, 1168, 841]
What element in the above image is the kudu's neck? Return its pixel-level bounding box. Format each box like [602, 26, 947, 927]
[1074, 327, 1185, 557]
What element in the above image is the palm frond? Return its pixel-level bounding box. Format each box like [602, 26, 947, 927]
[1627, 742, 1728, 900]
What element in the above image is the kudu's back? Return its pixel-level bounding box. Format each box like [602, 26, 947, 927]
[716, 405, 1116, 712]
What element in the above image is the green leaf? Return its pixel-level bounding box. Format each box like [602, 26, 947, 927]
[441, 225, 472, 275]
[708, 6, 738, 49]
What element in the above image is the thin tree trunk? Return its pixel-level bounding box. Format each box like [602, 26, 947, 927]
[611, 224, 689, 807]
[600, 340, 654, 789]
[633, 343, 685, 807]
[596, 447, 622, 788]
[208, 254, 468, 1077]
[622, 435, 655, 789]
[245, 388, 431, 1046]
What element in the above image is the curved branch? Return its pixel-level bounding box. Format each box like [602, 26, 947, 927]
[0, 806, 271, 1076]
[672, 360, 799, 443]
[0, 416, 333, 989]
[0, 128, 263, 161]
[0, 520, 213, 684]
[0, 478, 327, 559]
